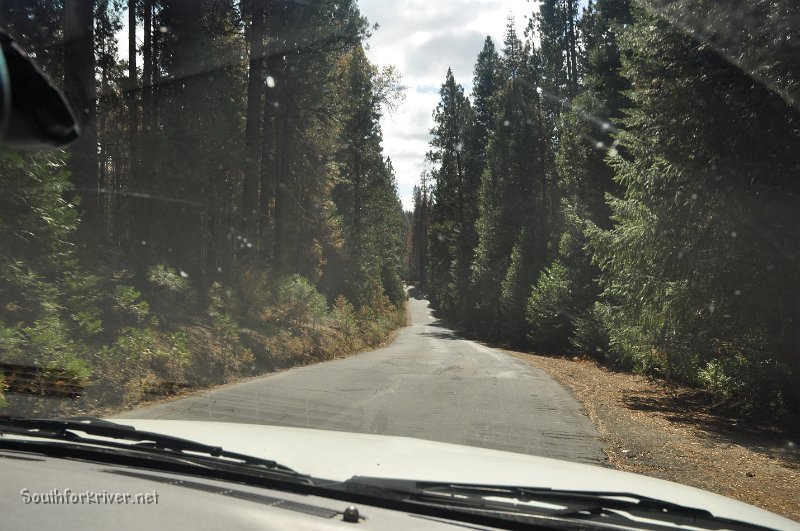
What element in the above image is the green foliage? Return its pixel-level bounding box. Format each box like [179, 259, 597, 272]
[271, 275, 328, 330]
[146, 264, 197, 313]
[61, 271, 104, 337]
[411, 0, 800, 412]
[0, 1, 408, 417]
[331, 295, 358, 338]
[21, 313, 92, 381]
[111, 285, 150, 326]
[381, 267, 405, 309]
[587, 4, 800, 409]
[525, 261, 573, 352]
[570, 302, 611, 360]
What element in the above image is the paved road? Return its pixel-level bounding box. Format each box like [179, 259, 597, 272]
[116, 288, 604, 464]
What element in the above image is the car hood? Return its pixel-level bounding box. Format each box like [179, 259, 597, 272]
[112, 419, 798, 530]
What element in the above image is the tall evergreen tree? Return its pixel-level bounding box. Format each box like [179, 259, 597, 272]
[471, 21, 545, 340]
[590, 1, 800, 409]
[426, 68, 474, 316]
[525, 0, 632, 355]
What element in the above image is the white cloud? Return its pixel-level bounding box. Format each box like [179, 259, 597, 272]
[358, 0, 533, 210]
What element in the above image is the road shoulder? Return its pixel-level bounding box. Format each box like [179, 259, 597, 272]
[508, 351, 800, 522]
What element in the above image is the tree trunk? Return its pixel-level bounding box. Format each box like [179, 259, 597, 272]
[272, 115, 290, 271]
[142, 0, 153, 130]
[64, 0, 98, 226]
[242, 0, 267, 248]
[567, 0, 578, 96]
[128, 0, 137, 145]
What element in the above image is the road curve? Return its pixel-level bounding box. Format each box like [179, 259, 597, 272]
[116, 287, 605, 464]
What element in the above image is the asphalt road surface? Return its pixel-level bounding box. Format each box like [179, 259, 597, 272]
[117, 287, 604, 464]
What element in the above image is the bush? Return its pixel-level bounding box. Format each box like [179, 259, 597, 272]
[61, 271, 104, 337]
[381, 267, 405, 309]
[331, 295, 358, 339]
[146, 264, 197, 313]
[111, 285, 150, 327]
[231, 264, 273, 323]
[269, 275, 327, 330]
[526, 261, 574, 353]
[570, 302, 611, 360]
[206, 283, 255, 379]
[697, 355, 749, 398]
[21, 311, 92, 381]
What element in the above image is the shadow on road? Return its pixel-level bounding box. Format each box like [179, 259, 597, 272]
[421, 324, 459, 341]
[406, 284, 427, 300]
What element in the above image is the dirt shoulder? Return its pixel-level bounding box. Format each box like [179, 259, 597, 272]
[508, 351, 800, 522]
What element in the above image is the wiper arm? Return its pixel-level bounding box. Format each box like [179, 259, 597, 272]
[0, 416, 301, 477]
[424, 482, 715, 517]
[341, 478, 772, 530]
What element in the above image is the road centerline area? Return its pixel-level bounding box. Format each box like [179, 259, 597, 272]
[117, 288, 604, 465]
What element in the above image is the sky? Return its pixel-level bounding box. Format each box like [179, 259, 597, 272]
[357, 0, 534, 211]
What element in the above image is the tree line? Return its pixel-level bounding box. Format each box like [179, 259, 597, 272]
[411, 0, 800, 412]
[0, 0, 406, 411]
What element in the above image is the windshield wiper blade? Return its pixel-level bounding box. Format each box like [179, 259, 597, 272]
[340, 478, 772, 530]
[0, 416, 301, 476]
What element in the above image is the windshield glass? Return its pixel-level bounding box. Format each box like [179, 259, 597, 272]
[0, 0, 798, 523]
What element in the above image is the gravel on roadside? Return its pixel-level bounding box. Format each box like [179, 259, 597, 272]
[508, 351, 800, 522]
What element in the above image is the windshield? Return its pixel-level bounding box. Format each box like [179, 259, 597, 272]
[0, 0, 798, 524]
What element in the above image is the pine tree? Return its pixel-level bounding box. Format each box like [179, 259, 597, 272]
[525, 0, 632, 355]
[426, 68, 473, 316]
[471, 21, 545, 340]
[590, 2, 800, 409]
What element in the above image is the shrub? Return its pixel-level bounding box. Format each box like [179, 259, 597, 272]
[270, 275, 327, 330]
[231, 264, 272, 323]
[381, 267, 405, 309]
[146, 264, 197, 312]
[526, 261, 574, 353]
[111, 285, 150, 326]
[21, 312, 92, 381]
[331, 295, 358, 339]
[61, 271, 104, 337]
[570, 302, 611, 361]
[207, 283, 254, 379]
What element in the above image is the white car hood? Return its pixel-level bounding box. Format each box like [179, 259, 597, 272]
[113, 419, 798, 530]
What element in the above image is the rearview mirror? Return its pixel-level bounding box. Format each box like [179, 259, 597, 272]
[0, 28, 79, 150]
